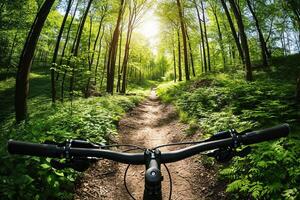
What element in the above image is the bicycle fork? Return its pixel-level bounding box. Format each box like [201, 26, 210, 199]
[143, 149, 163, 200]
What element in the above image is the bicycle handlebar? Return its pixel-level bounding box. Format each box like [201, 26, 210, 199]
[7, 124, 290, 165]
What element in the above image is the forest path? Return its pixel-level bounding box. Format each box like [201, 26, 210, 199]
[74, 90, 226, 200]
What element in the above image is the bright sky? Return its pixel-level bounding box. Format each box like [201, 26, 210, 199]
[136, 9, 160, 54]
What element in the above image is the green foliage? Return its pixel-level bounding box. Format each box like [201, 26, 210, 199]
[157, 56, 300, 199]
[0, 94, 143, 199]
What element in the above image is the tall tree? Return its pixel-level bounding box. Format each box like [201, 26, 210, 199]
[220, 0, 244, 64]
[85, 3, 108, 97]
[186, 29, 195, 77]
[69, 0, 94, 98]
[116, 21, 124, 93]
[209, 0, 226, 68]
[176, 0, 190, 81]
[172, 31, 177, 82]
[59, 0, 79, 67]
[200, 0, 211, 71]
[51, 0, 74, 103]
[106, 0, 125, 94]
[246, 0, 269, 67]
[177, 28, 183, 81]
[121, 0, 147, 94]
[194, 0, 207, 72]
[228, 0, 253, 81]
[95, 26, 106, 86]
[15, 0, 55, 122]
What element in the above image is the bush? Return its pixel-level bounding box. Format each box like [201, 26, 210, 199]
[0, 94, 144, 199]
[157, 63, 300, 199]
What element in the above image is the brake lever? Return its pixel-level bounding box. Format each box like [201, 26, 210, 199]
[50, 158, 97, 172]
[205, 146, 252, 163]
[206, 147, 234, 163]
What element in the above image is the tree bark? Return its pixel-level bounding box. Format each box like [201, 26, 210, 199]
[15, 0, 55, 122]
[176, 0, 190, 81]
[228, 0, 253, 81]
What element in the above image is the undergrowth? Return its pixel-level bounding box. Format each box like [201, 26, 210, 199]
[0, 91, 144, 199]
[157, 55, 300, 199]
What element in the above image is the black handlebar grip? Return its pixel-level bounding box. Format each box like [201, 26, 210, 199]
[7, 140, 65, 158]
[241, 124, 290, 145]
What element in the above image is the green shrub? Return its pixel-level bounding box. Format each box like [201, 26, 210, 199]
[0, 94, 143, 200]
[157, 62, 300, 199]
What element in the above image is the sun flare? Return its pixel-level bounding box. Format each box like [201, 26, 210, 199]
[136, 10, 160, 47]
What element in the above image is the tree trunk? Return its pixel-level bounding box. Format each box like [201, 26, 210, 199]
[51, 0, 73, 103]
[210, 2, 226, 69]
[58, 0, 79, 68]
[220, 0, 244, 64]
[296, 75, 300, 103]
[120, 26, 134, 94]
[194, 0, 207, 72]
[95, 26, 105, 86]
[70, 0, 93, 98]
[15, 0, 55, 123]
[106, 0, 125, 94]
[116, 22, 123, 93]
[177, 29, 182, 81]
[199, 43, 204, 72]
[173, 31, 177, 82]
[186, 30, 195, 77]
[176, 0, 190, 81]
[246, 0, 268, 68]
[7, 31, 18, 75]
[85, 15, 94, 98]
[287, 0, 300, 37]
[100, 41, 109, 90]
[59, 0, 79, 101]
[228, 0, 253, 81]
[120, 5, 137, 94]
[201, 0, 211, 71]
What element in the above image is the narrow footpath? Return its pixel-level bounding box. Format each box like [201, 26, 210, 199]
[75, 90, 226, 200]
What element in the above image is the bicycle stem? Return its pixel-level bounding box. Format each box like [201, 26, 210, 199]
[143, 149, 163, 200]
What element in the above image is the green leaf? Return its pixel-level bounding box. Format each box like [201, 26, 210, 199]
[40, 163, 51, 169]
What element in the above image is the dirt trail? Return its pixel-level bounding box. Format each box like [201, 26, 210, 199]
[75, 90, 226, 200]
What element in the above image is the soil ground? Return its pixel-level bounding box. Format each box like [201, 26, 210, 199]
[74, 90, 227, 200]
